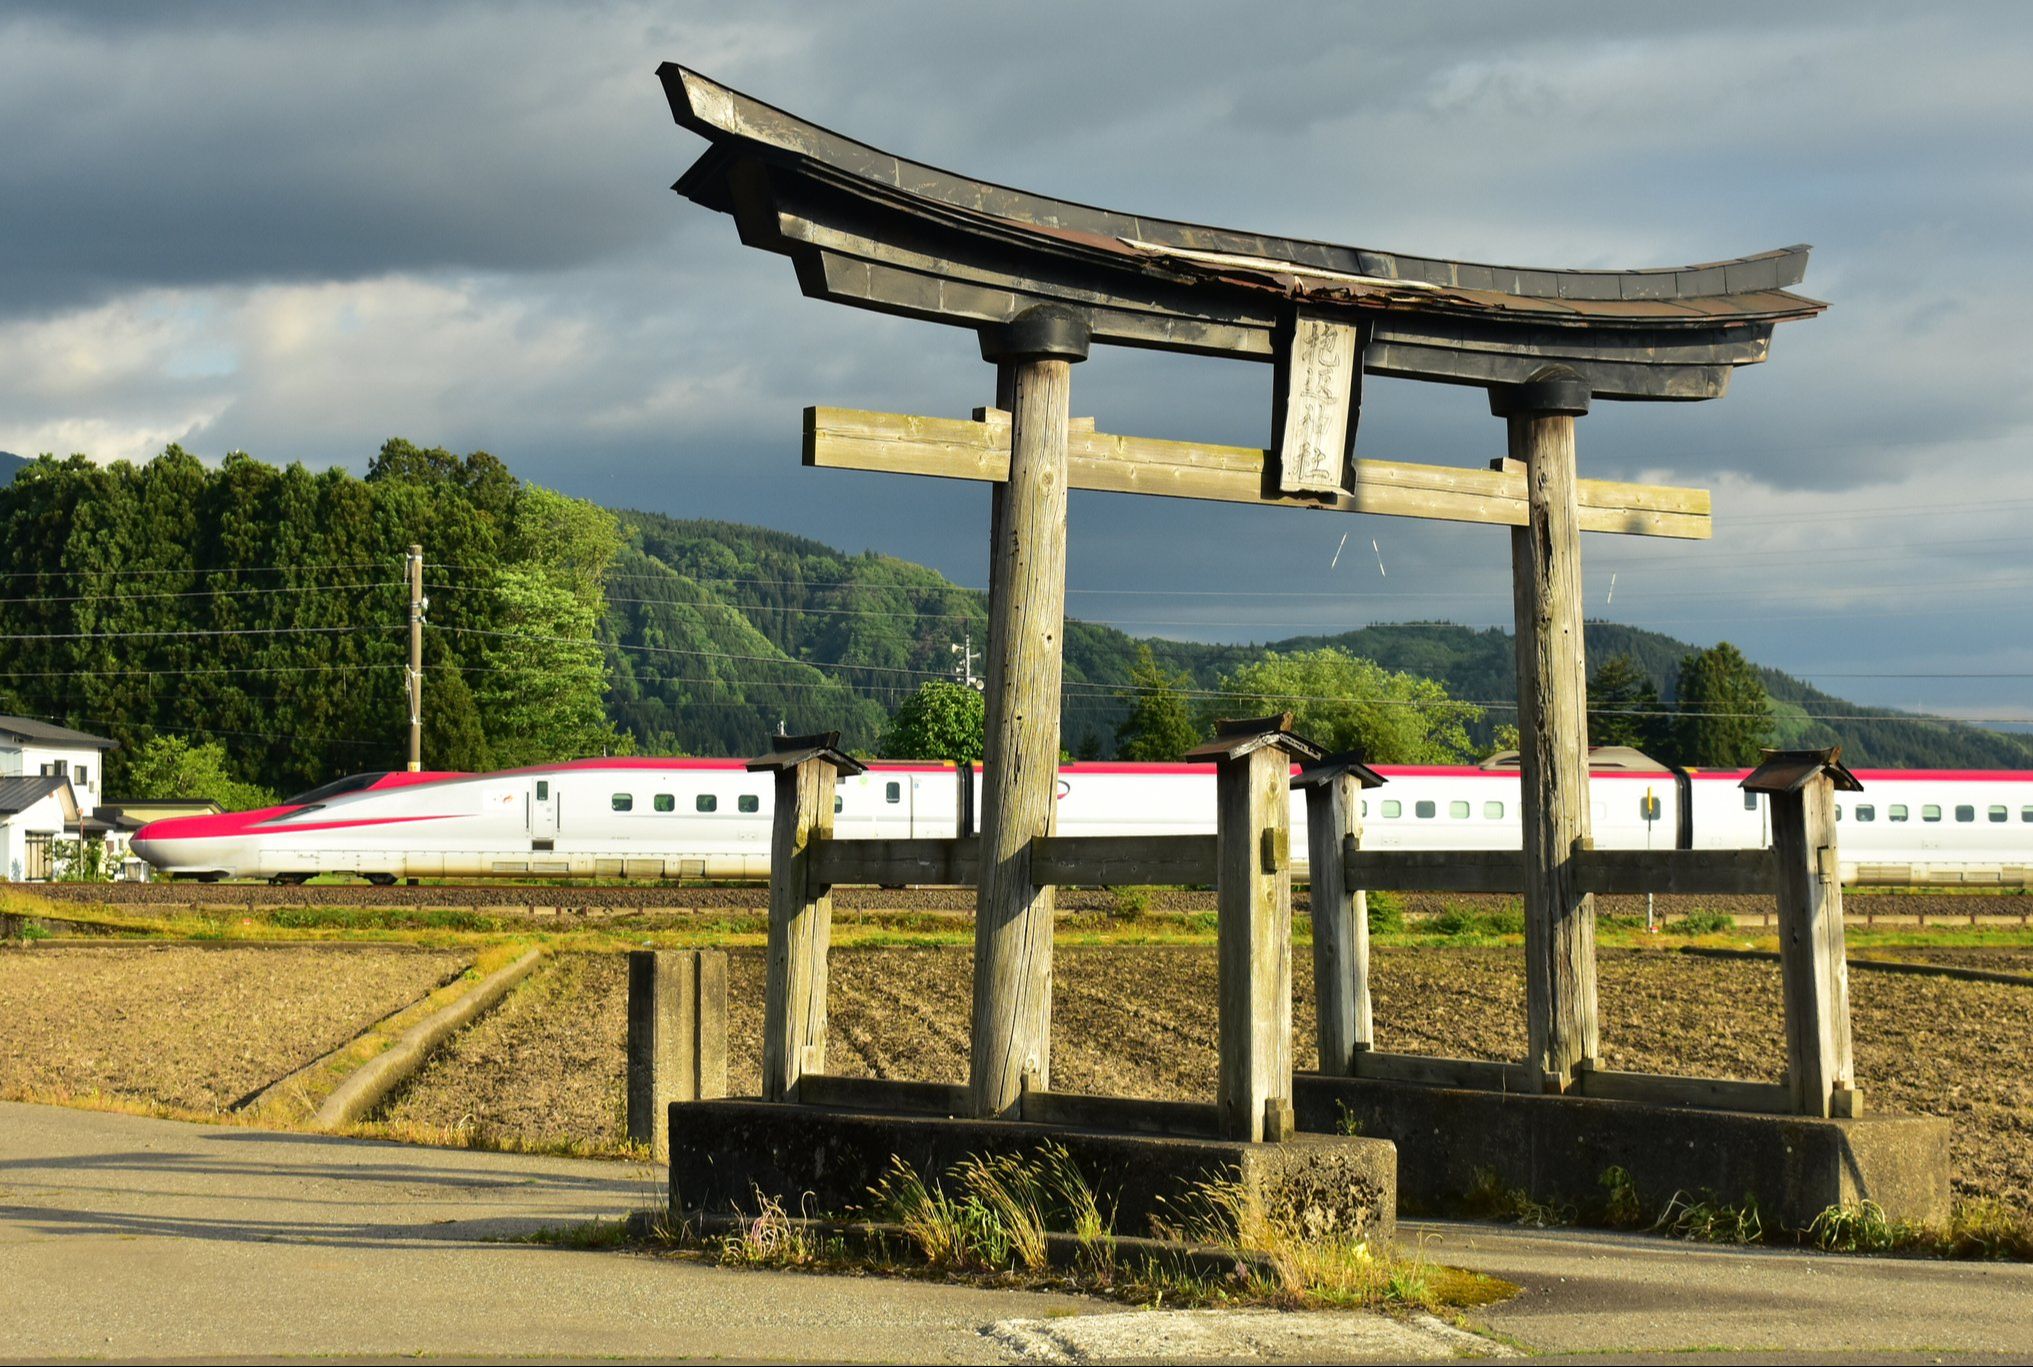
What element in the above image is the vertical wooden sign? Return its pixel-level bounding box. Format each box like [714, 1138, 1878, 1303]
[1274, 310, 1361, 497]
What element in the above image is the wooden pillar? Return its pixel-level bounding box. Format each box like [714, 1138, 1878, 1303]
[968, 306, 1089, 1118]
[1191, 717, 1321, 1142]
[1746, 751, 1862, 1117]
[626, 948, 728, 1159]
[1494, 366, 1599, 1091]
[749, 734, 865, 1102]
[1296, 757, 1385, 1075]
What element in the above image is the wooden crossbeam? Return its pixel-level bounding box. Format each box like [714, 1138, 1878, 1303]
[806, 407, 1711, 539]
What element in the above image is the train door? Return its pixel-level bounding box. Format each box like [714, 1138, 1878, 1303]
[529, 778, 558, 842]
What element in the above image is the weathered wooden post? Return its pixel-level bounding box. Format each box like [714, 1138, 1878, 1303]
[1493, 365, 1599, 1091]
[969, 305, 1089, 1119]
[627, 948, 729, 1158]
[1189, 715, 1323, 1141]
[1743, 748, 1864, 1118]
[749, 732, 865, 1102]
[1294, 754, 1387, 1076]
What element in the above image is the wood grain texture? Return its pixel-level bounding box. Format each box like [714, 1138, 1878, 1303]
[1772, 779, 1857, 1116]
[1215, 747, 1294, 1141]
[969, 357, 1071, 1118]
[763, 759, 838, 1101]
[1508, 410, 1600, 1090]
[805, 406, 1712, 538]
[1306, 775, 1370, 1074]
[1574, 847, 1778, 895]
[1343, 847, 1527, 892]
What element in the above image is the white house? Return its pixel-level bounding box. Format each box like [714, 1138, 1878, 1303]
[0, 776, 81, 881]
[0, 716, 116, 881]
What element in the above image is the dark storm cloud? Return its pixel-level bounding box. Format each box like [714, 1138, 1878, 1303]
[4, 1, 2032, 715]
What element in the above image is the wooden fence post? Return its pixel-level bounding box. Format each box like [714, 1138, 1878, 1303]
[627, 948, 729, 1159]
[1494, 366, 1599, 1091]
[748, 733, 866, 1102]
[969, 305, 1088, 1119]
[1744, 748, 1864, 1117]
[1295, 755, 1387, 1076]
[1190, 715, 1322, 1141]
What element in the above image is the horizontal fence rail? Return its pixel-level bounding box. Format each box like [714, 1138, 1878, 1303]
[809, 834, 1776, 897]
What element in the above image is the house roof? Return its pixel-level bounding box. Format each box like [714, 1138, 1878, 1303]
[0, 774, 75, 817]
[0, 715, 117, 750]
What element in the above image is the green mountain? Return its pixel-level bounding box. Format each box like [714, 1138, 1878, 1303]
[605, 515, 2033, 769]
[0, 452, 26, 483]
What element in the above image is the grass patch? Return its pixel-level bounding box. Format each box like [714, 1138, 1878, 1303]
[698, 1144, 1504, 1314]
[1665, 909, 1737, 936]
[1654, 1190, 1765, 1245]
[1463, 1168, 1572, 1228]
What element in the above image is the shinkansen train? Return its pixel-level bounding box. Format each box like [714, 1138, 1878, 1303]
[130, 749, 2033, 887]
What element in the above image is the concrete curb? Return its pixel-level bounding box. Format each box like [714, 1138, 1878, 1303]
[311, 947, 544, 1130]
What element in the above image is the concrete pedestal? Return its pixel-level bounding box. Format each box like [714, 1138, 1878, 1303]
[1295, 1073, 1950, 1232]
[669, 1098, 1397, 1247]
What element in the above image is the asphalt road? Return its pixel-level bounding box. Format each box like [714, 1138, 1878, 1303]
[3, 1101, 2029, 1363]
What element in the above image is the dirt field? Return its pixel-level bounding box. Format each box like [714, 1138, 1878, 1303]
[0, 945, 468, 1112]
[382, 944, 2033, 1212]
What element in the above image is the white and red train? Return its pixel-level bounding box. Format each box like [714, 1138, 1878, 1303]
[130, 749, 2033, 887]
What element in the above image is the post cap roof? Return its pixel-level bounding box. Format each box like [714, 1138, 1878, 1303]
[1184, 713, 1326, 765]
[1740, 746, 1864, 795]
[746, 731, 868, 776]
[1293, 752, 1389, 790]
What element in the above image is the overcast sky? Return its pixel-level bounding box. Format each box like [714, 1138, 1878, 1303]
[5, 2, 2031, 725]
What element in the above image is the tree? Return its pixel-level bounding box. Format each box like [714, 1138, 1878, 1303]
[878, 680, 984, 761]
[1588, 654, 1665, 753]
[1214, 647, 1481, 763]
[1674, 641, 1774, 766]
[475, 566, 620, 768]
[122, 734, 279, 810]
[1114, 645, 1201, 760]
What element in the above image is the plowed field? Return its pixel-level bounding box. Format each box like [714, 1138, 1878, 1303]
[382, 945, 2033, 1211]
[0, 945, 467, 1111]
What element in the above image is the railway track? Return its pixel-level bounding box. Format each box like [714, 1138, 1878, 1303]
[13, 880, 2032, 924]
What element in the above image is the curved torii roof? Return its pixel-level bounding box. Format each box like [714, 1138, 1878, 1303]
[659, 64, 1824, 402]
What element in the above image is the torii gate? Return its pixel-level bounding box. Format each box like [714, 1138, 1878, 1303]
[657, 64, 1827, 1120]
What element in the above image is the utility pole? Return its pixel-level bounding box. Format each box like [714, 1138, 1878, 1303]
[950, 631, 981, 690]
[406, 544, 425, 772]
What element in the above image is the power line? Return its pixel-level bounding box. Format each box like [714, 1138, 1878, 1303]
[0, 581, 401, 608]
[0, 625, 394, 644]
[0, 561, 390, 583]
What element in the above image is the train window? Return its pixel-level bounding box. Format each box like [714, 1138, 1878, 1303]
[885, 781, 902, 804]
[1640, 795, 1662, 821]
[1743, 791, 1758, 811]
[611, 793, 633, 812]
[536, 781, 549, 801]
[1856, 805, 1874, 822]
[1360, 801, 1368, 817]
[1834, 806, 1841, 821]
[1415, 800, 1437, 819]
[1485, 801, 1504, 819]
[1449, 800, 1470, 818]
[1381, 800, 1401, 818]
[654, 794, 675, 813]
[1991, 806, 2009, 823]
[738, 794, 760, 814]
[696, 794, 717, 813]
[1956, 805, 1975, 823]
[835, 796, 844, 814]
[1889, 804, 1908, 822]
[1923, 805, 1942, 823]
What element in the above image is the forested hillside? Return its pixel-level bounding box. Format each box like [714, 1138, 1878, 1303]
[1, 447, 2024, 800]
[0, 446, 618, 795]
[0, 452, 26, 483]
[605, 517, 2033, 769]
